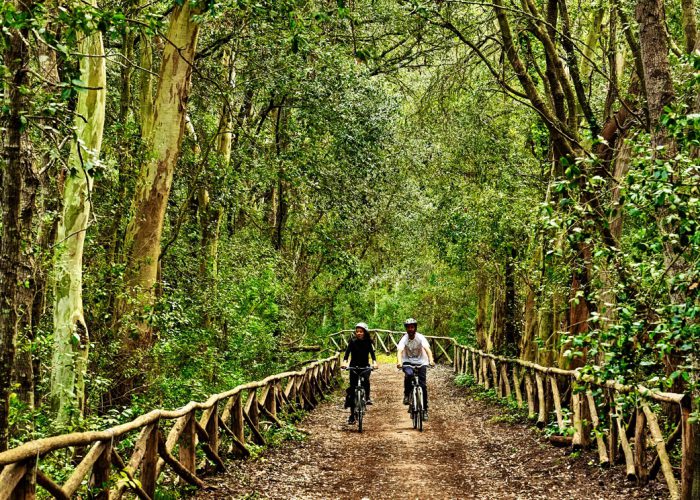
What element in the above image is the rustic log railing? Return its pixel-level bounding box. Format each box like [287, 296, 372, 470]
[453, 344, 695, 500]
[330, 330, 694, 500]
[0, 355, 340, 499]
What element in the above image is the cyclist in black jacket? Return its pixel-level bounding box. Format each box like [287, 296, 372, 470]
[341, 322, 378, 424]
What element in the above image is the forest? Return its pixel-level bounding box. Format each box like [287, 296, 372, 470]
[0, 0, 698, 489]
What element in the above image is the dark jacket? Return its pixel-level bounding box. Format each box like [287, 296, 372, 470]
[343, 336, 376, 367]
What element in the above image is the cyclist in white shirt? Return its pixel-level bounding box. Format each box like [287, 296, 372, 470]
[396, 318, 434, 420]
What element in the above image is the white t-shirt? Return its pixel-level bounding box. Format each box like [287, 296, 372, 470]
[397, 332, 430, 366]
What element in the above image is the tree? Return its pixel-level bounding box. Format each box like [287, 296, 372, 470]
[0, 0, 39, 450]
[50, 4, 107, 425]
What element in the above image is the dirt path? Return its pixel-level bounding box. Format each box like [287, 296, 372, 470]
[196, 363, 667, 499]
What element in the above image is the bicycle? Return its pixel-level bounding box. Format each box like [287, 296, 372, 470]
[342, 366, 374, 432]
[402, 362, 429, 431]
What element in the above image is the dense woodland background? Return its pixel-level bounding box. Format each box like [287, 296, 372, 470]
[0, 0, 698, 479]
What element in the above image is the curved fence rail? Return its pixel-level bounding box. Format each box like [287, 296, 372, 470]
[330, 330, 694, 500]
[0, 354, 340, 499]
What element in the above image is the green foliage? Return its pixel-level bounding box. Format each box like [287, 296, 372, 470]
[5, 0, 700, 466]
[454, 373, 475, 387]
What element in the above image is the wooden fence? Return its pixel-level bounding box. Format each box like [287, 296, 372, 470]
[331, 329, 694, 500]
[0, 355, 340, 499]
[454, 344, 695, 500]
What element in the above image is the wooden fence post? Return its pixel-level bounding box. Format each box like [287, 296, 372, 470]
[481, 357, 489, 389]
[607, 390, 619, 464]
[489, 359, 499, 395]
[140, 421, 160, 499]
[206, 401, 220, 458]
[535, 372, 547, 428]
[12, 457, 36, 500]
[572, 391, 584, 448]
[550, 375, 564, 431]
[635, 407, 648, 485]
[231, 393, 245, 444]
[585, 391, 609, 467]
[643, 404, 680, 500]
[680, 398, 696, 500]
[246, 389, 264, 444]
[524, 372, 536, 420]
[92, 439, 112, 500]
[180, 412, 196, 473]
[512, 366, 523, 407]
[615, 404, 636, 480]
[500, 364, 512, 399]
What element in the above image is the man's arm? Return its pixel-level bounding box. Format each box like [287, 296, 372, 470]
[425, 347, 435, 366]
[396, 335, 406, 368]
[420, 335, 435, 365]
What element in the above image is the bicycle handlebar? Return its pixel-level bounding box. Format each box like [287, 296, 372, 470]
[399, 362, 433, 368]
[341, 366, 375, 371]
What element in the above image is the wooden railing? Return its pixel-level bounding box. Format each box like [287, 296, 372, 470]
[0, 354, 340, 499]
[454, 344, 695, 500]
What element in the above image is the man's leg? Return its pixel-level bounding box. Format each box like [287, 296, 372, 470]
[402, 365, 412, 405]
[418, 365, 428, 410]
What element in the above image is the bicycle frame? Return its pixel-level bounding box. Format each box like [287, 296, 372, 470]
[343, 366, 373, 432]
[402, 363, 426, 431]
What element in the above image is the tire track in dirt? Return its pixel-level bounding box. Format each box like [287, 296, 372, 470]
[196, 363, 667, 499]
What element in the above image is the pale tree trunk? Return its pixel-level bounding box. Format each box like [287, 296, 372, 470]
[503, 248, 518, 352]
[25, 43, 62, 408]
[201, 49, 233, 288]
[50, 19, 106, 426]
[0, 1, 38, 449]
[122, 2, 202, 344]
[119, 30, 134, 124]
[680, 0, 699, 53]
[139, 29, 154, 140]
[580, 4, 606, 80]
[487, 290, 505, 352]
[475, 272, 488, 350]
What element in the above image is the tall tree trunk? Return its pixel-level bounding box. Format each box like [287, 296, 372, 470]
[50, 19, 107, 426]
[681, 0, 698, 53]
[119, 30, 135, 124]
[23, 40, 62, 409]
[503, 247, 519, 353]
[199, 52, 234, 313]
[0, 2, 38, 449]
[636, 0, 674, 133]
[580, 4, 606, 80]
[475, 273, 488, 350]
[121, 2, 202, 345]
[139, 29, 154, 140]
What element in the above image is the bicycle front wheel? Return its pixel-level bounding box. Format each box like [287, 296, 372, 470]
[356, 388, 365, 433]
[415, 387, 423, 432]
